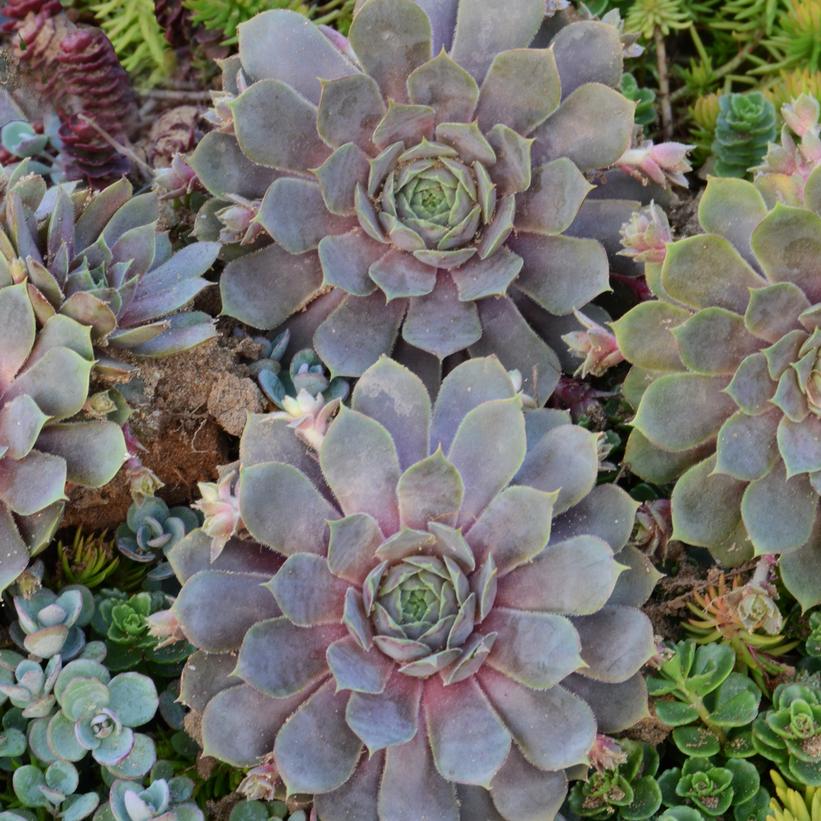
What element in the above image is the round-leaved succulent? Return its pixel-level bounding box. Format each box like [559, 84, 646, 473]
[613, 174, 821, 606]
[198, 0, 643, 402]
[168, 355, 657, 819]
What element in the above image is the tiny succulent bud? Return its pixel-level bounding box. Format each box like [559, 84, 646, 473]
[562, 311, 625, 378]
[270, 391, 341, 451]
[237, 754, 280, 802]
[632, 499, 674, 560]
[192, 467, 243, 562]
[154, 153, 201, 199]
[619, 202, 673, 264]
[589, 735, 629, 772]
[146, 608, 187, 650]
[216, 196, 265, 245]
[713, 91, 777, 178]
[617, 140, 693, 188]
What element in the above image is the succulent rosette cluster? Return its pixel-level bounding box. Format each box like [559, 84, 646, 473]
[0, 165, 219, 375]
[194, 0, 644, 402]
[0, 282, 125, 593]
[613, 174, 821, 607]
[168, 356, 656, 819]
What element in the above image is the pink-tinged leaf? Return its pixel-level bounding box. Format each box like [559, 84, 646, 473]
[532, 83, 634, 171]
[0, 395, 48, 459]
[479, 668, 596, 770]
[490, 747, 568, 821]
[431, 357, 515, 453]
[174, 570, 279, 653]
[550, 484, 639, 553]
[349, 0, 432, 102]
[449, 398, 526, 527]
[328, 514, 383, 584]
[450, 0, 545, 82]
[564, 672, 649, 733]
[168, 531, 282, 582]
[203, 682, 312, 767]
[258, 178, 354, 254]
[319, 230, 382, 297]
[573, 605, 655, 683]
[327, 636, 394, 694]
[379, 728, 459, 821]
[496, 535, 620, 615]
[36, 422, 126, 488]
[320, 407, 401, 532]
[275, 679, 363, 794]
[318, 74, 386, 150]
[238, 10, 357, 103]
[189, 131, 278, 198]
[314, 293, 406, 378]
[483, 608, 582, 688]
[314, 750, 383, 821]
[552, 20, 623, 96]
[222, 243, 326, 331]
[780, 539, 821, 611]
[267, 554, 349, 627]
[466, 485, 555, 572]
[515, 424, 598, 514]
[236, 618, 343, 698]
[352, 356, 431, 470]
[515, 159, 592, 236]
[407, 51, 479, 124]
[179, 652, 239, 713]
[0, 450, 66, 516]
[346, 672, 422, 753]
[240, 462, 339, 556]
[397, 451, 463, 530]
[425, 675, 511, 785]
[477, 49, 560, 135]
[744, 282, 810, 343]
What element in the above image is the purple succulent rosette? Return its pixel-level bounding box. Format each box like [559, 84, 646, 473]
[613, 176, 821, 608]
[197, 0, 641, 403]
[0, 282, 126, 593]
[169, 356, 657, 819]
[2, 167, 219, 375]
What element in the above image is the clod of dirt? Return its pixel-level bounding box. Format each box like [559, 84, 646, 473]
[208, 373, 265, 437]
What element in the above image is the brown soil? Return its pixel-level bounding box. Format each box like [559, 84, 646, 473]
[63, 323, 269, 531]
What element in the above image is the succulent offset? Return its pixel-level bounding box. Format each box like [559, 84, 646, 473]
[0, 165, 219, 375]
[195, 0, 646, 402]
[0, 284, 126, 592]
[27, 659, 159, 778]
[613, 172, 821, 606]
[169, 356, 656, 818]
[712, 91, 777, 178]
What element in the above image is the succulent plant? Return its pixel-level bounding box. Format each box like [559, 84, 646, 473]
[753, 680, 821, 786]
[28, 659, 159, 777]
[755, 94, 821, 206]
[712, 92, 778, 178]
[0, 168, 219, 375]
[562, 311, 625, 378]
[648, 641, 761, 759]
[9, 585, 95, 660]
[613, 174, 821, 604]
[565, 738, 662, 819]
[657, 756, 765, 819]
[115, 497, 201, 578]
[0, 655, 61, 718]
[197, 0, 645, 402]
[0, 115, 64, 183]
[11, 760, 99, 820]
[169, 355, 656, 818]
[767, 769, 821, 820]
[58, 528, 121, 589]
[229, 801, 306, 821]
[0, 281, 127, 592]
[685, 568, 797, 693]
[91, 589, 191, 671]
[94, 776, 202, 821]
